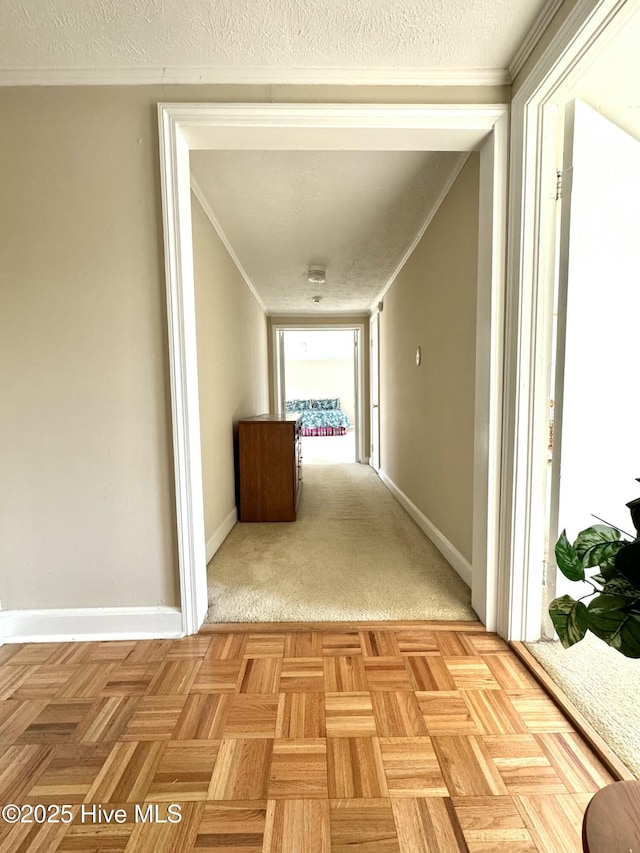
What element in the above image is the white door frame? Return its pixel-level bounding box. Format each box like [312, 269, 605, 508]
[157, 102, 508, 635]
[502, 0, 639, 641]
[271, 322, 366, 464]
[369, 310, 381, 473]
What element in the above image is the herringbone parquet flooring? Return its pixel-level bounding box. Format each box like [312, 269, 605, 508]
[0, 623, 614, 852]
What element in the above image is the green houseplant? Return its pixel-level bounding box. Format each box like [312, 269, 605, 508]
[549, 483, 640, 657]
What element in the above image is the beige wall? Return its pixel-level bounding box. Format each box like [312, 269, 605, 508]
[192, 194, 269, 542]
[379, 155, 479, 563]
[0, 82, 503, 615]
[0, 87, 178, 609]
[285, 359, 356, 426]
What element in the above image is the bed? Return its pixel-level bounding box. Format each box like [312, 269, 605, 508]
[285, 398, 351, 436]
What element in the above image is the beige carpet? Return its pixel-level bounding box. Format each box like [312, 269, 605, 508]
[206, 463, 476, 623]
[526, 634, 640, 778]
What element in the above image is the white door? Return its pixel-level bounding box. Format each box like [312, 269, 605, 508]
[352, 330, 361, 464]
[550, 100, 640, 602]
[275, 330, 286, 413]
[370, 313, 380, 471]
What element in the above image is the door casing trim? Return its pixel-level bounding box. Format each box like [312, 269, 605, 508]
[157, 102, 509, 635]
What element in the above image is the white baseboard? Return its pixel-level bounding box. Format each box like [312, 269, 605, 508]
[0, 606, 183, 644]
[206, 507, 237, 563]
[378, 470, 473, 588]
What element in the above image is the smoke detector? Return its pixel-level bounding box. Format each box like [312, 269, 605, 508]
[307, 268, 326, 285]
[312, 296, 322, 304]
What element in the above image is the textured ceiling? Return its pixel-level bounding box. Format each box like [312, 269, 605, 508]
[1, 0, 549, 79]
[190, 149, 464, 314]
[0, 0, 556, 316]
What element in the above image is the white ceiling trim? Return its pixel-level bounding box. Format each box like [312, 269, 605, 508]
[508, 0, 567, 80]
[0, 65, 511, 88]
[190, 176, 267, 314]
[369, 151, 471, 313]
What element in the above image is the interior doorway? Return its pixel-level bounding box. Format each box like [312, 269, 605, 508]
[503, 0, 640, 642]
[503, 0, 640, 779]
[272, 321, 367, 465]
[281, 329, 357, 465]
[158, 102, 508, 635]
[370, 311, 381, 472]
[525, 100, 640, 780]
[546, 99, 640, 615]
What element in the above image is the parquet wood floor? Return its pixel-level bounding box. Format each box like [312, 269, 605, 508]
[0, 623, 616, 852]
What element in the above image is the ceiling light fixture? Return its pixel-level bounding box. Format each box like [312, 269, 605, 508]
[307, 268, 326, 285]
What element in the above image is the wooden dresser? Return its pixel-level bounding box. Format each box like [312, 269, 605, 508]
[237, 414, 302, 522]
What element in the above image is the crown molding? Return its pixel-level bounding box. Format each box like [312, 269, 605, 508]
[190, 177, 267, 314]
[508, 0, 566, 80]
[0, 65, 511, 88]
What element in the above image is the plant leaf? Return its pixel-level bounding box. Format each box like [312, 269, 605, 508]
[602, 576, 640, 598]
[588, 594, 640, 658]
[549, 595, 589, 648]
[587, 594, 630, 636]
[581, 539, 628, 569]
[590, 573, 607, 587]
[555, 531, 584, 582]
[599, 560, 622, 582]
[574, 525, 620, 562]
[615, 540, 640, 586]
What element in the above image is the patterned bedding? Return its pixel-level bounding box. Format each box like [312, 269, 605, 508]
[285, 398, 350, 436]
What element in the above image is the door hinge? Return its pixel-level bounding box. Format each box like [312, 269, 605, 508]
[555, 169, 563, 201]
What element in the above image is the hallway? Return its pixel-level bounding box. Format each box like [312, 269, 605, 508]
[206, 465, 474, 624]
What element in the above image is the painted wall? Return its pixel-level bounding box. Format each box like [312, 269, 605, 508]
[379, 154, 479, 563]
[285, 358, 355, 426]
[192, 193, 269, 545]
[0, 84, 500, 616]
[0, 87, 178, 609]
